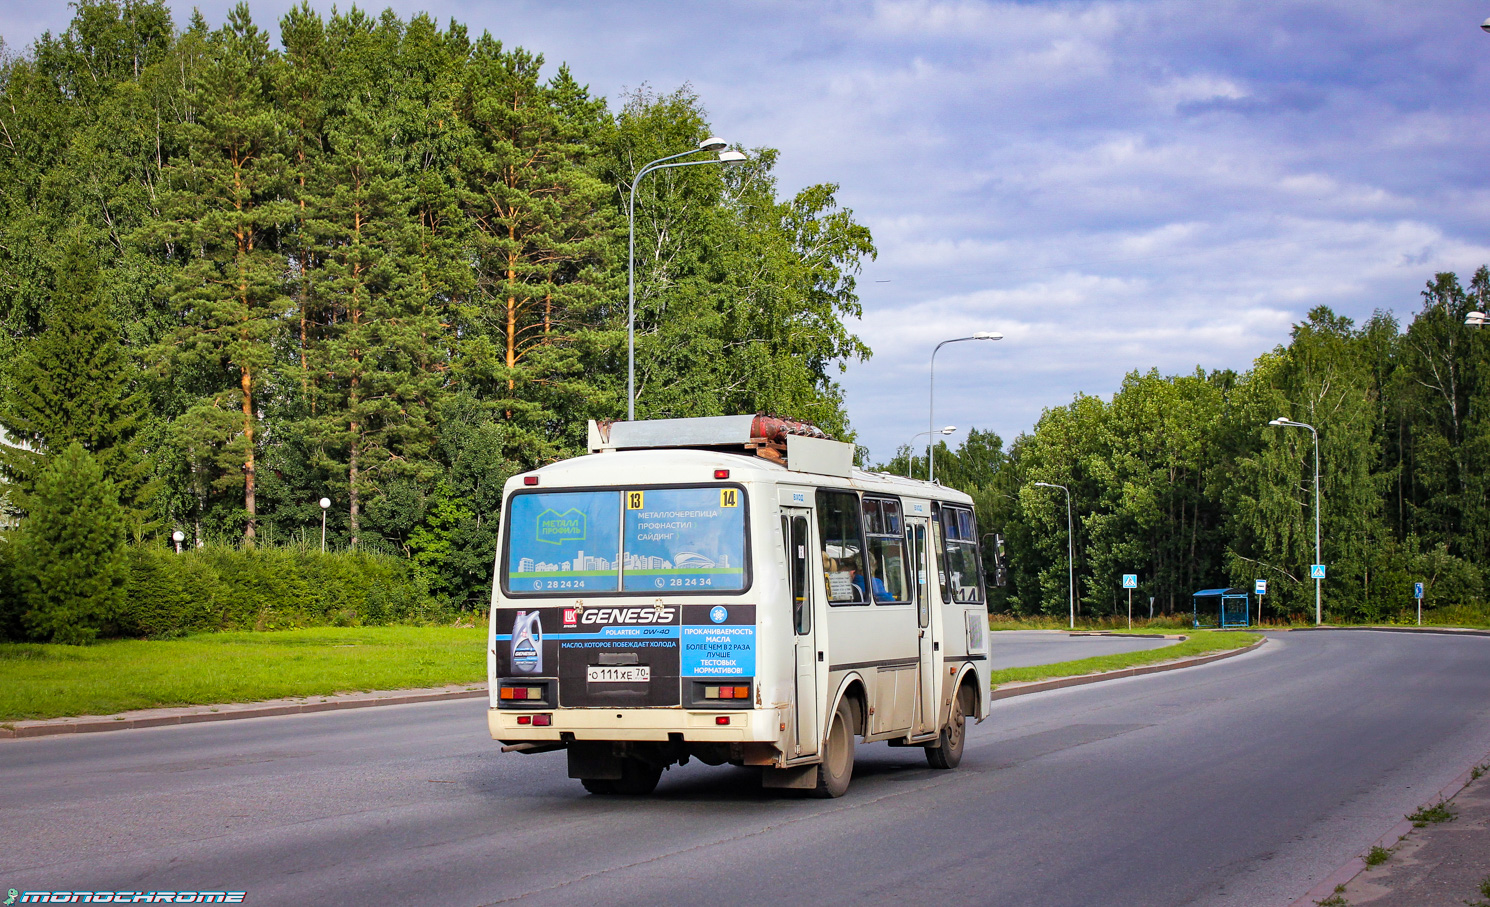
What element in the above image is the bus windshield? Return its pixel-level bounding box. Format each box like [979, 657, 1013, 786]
[503, 486, 747, 595]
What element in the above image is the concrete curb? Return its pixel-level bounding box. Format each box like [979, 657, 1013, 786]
[1291, 625, 1490, 638]
[1288, 758, 1488, 907]
[989, 636, 1266, 701]
[0, 685, 487, 740]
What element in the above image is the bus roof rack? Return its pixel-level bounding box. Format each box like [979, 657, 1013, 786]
[588, 414, 853, 478]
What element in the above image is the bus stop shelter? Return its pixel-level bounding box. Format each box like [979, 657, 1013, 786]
[1192, 588, 1251, 629]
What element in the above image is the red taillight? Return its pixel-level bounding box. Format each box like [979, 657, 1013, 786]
[714, 469, 729, 479]
[516, 715, 531, 725]
[715, 716, 730, 725]
[532, 714, 552, 727]
[523, 475, 539, 486]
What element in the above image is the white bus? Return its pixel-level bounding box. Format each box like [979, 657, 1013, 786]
[487, 414, 991, 797]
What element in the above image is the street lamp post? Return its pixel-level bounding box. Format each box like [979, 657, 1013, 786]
[1033, 481, 1075, 629]
[627, 138, 747, 421]
[928, 332, 1002, 482]
[1268, 417, 1321, 625]
[319, 497, 331, 553]
[906, 426, 956, 478]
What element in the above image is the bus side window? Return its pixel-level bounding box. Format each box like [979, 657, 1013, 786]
[939, 505, 986, 604]
[784, 515, 811, 634]
[816, 489, 868, 605]
[931, 505, 951, 604]
[862, 497, 909, 603]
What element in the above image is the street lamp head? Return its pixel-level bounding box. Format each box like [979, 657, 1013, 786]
[716, 149, 747, 163]
[1481, 16, 1490, 32]
[698, 136, 729, 153]
[172, 530, 185, 542]
[1268, 417, 1288, 426]
[319, 497, 331, 510]
[1033, 481, 1056, 488]
[972, 331, 1003, 341]
[939, 425, 957, 435]
[1466, 311, 1487, 326]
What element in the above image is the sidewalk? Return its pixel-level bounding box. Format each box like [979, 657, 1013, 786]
[1292, 756, 1490, 907]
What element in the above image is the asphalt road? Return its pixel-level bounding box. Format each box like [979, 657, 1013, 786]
[4, 630, 1490, 907]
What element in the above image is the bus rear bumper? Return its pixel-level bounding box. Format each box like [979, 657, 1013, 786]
[488, 706, 782, 744]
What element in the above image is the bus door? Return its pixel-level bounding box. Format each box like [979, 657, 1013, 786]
[782, 509, 821, 757]
[908, 515, 939, 736]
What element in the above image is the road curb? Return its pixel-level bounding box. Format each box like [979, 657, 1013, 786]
[1290, 625, 1490, 637]
[0, 686, 487, 740]
[988, 637, 1265, 701]
[1288, 757, 1488, 907]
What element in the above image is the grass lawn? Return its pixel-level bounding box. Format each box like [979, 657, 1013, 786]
[988, 630, 1262, 689]
[0, 626, 487, 723]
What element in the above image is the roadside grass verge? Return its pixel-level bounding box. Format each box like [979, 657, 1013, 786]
[0, 626, 487, 722]
[987, 630, 1262, 690]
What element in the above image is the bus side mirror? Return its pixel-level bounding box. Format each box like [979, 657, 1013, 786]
[993, 533, 1008, 588]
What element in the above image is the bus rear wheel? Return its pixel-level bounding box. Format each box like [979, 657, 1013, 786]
[581, 758, 662, 795]
[813, 698, 857, 798]
[925, 683, 972, 770]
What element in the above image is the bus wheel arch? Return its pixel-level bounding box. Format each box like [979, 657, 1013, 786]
[829, 676, 867, 738]
[813, 694, 858, 798]
[926, 671, 979, 770]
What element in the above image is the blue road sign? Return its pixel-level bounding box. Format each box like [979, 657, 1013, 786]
[1414, 582, 1424, 600]
[1122, 574, 1138, 589]
[1255, 579, 1267, 595]
[1310, 564, 1327, 579]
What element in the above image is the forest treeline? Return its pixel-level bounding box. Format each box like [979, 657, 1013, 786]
[0, 0, 875, 623]
[3, 2, 1486, 642]
[895, 274, 1490, 623]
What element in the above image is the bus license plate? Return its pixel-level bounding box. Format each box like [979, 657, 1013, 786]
[587, 665, 650, 683]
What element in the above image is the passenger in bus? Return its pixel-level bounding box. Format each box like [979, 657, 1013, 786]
[852, 558, 891, 603]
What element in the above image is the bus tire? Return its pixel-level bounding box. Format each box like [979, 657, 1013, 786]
[925, 683, 972, 770]
[581, 759, 661, 795]
[813, 698, 856, 798]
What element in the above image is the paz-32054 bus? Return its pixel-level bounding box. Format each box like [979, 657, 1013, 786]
[487, 414, 990, 797]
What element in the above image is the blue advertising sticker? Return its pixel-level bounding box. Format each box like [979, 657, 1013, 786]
[506, 492, 621, 592]
[681, 626, 756, 677]
[622, 487, 747, 592]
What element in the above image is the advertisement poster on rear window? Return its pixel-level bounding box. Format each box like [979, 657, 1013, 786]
[506, 492, 621, 593]
[622, 487, 747, 592]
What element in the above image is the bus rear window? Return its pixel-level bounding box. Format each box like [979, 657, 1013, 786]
[503, 486, 747, 595]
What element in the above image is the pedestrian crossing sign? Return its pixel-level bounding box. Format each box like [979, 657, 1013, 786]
[1310, 564, 1326, 579]
[1122, 574, 1137, 589]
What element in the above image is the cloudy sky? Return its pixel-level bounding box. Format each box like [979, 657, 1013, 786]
[5, 1, 1489, 462]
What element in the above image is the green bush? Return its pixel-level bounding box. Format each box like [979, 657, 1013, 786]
[14, 443, 128, 644]
[112, 544, 443, 638]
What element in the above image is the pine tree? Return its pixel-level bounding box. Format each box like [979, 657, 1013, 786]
[456, 40, 615, 460]
[300, 9, 444, 545]
[149, 4, 291, 544]
[0, 241, 152, 526]
[15, 442, 128, 644]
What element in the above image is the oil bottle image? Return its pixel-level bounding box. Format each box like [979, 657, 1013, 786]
[511, 610, 543, 674]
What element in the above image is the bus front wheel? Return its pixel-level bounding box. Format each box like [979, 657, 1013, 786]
[813, 698, 857, 798]
[925, 683, 972, 770]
